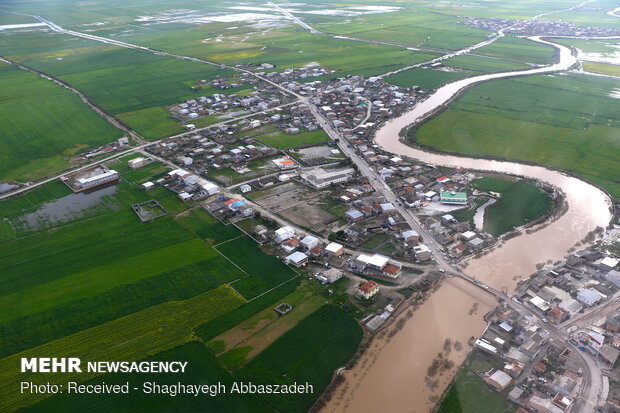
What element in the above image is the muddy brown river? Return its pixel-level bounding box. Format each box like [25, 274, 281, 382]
[323, 37, 613, 413]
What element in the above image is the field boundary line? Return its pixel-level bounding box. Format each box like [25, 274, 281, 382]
[247, 274, 301, 303]
[211, 244, 248, 276]
[212, 234, 245, 247]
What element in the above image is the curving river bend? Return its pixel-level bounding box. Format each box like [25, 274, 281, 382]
[323, 37, 613, 413]
[374, 36, 613, 291]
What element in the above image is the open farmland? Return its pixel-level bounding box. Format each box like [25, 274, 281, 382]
[472, 177, 552, 236]
[236, 305, 363, 413]
[0, 285, 245, 411]
[23, 342, 274, 413]
[0, 31, 232, 140]
[442, 55, 530, 73]
[217, 236, 298, 300]
[581, 62, 620, 78]
[255, 126, 330, 149]
[474, 36, 555, 64]
[316, 10, 492, 50]
[438, 357, 517, 413]
[0, 62, 122, 181]
[385, 67, 476, 90]
[415, 73, 620, 198]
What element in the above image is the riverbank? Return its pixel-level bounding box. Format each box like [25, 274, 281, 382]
[321, 277, 496, 413]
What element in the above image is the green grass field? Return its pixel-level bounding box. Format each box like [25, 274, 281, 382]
[415, 73, 620, 199]
[475, 36, 555, 64]
[257, 127, 330, 149]
[582, 61, 620, 78]
[443, 55, 530, 73]
[0, 31, 232, 139]
[236, 305, 363, 412]
[438, 363, 517, 413]
[0, 286, 245, 411]
[472, 177, 552, 235]
[0, 62, 122, 181]
[218, 236, 298, 300]
[385, 67, 475, 90]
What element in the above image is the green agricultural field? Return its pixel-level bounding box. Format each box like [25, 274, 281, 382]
[0, 286, 245, 411]
[0, 62, 122, 181]
[385, 67, 475, 90]
[257, 127, 331, 149]
[217, 236, 298, 300]
[24, 342, 274, 413]
[236, 305, 363, 413]
[196, 277, 301, 342]
[556, 37, 620, 55]
[176, 208, 242, 243]
[582, 62, 620, 78]
[317, 10, 492, 50]
[472, 178, 552, 235]
[474, 36, 555, 64]
[116, 106, 184, 140]
[415, 73, 620, 199]
[216, 292, 328, 368]
[0, 31, 232, 139]
[471, 176, 517, 192]
[443, 55, 530, 73]
[438, 363, 517, 413]
[0, 254, 243, 359]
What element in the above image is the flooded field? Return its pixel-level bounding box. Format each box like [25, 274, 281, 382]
[0, 183, 18, 194]
[16, 184, 118, 230]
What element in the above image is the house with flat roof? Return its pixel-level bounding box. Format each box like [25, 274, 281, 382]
[485, 370, 512, 391]
[325, 242, 344, 256]
[300, 235, 319, 251]
[440, 191, 467, 205]
[274, 226, 295, 243]
[285, 251, 308, 267]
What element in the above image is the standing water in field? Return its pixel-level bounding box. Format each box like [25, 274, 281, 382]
[0, 183, 18, 194]
[16, 184, 118, 230]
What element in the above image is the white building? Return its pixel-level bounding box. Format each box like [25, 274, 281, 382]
[300, 235, 319, 251]
[286, 251, 308, 267]
[77, 170, 119, 189]
[301, 167, 355, 189]
[128, 157, 148, 169]
[577, 288, 606, 306]
[325, 242, 344, 256]
[239, 184, 252, 193]
[141, 181, 154, 190]
[201, 181, 219, 195]
[274, 226, 295, 243]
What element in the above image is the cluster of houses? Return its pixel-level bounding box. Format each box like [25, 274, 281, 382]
[147, 133, 280, 181]
[317, 75, 419, 131]
[141, 168, 219, 202]
[473, 306, 582, 413]
[173, 92, 285, 124]
[460, 16, 620, 37]
[514, 250, 619, 327]
[469, 245, 620, 411]
[257, 63, 332, 83]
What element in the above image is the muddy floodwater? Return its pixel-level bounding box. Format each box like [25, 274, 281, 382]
[323, 37, 613, 413]
[18, 184, 118, 229]
[324, 278, 496, 413]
